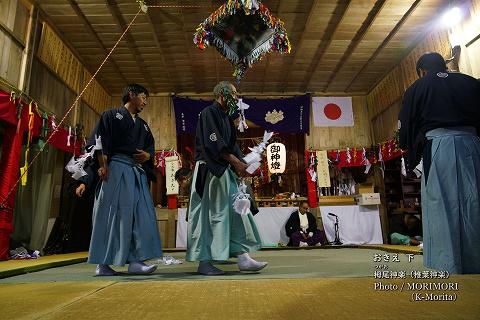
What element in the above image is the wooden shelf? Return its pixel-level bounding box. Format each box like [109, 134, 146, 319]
[382, 159, 423, 237]
[318, 196, 356, 206]
[403, 180, 421, 184]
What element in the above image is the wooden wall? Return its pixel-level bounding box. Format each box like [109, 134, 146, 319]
[0, 0, 29, 87]
[117, 94, 374, 158]
[367, 30, 452, 143]
[29, 59, 77, 125]
[305, 96, 372, 149]
[448, 0, 480, 77]
[111, 95, 177, 150]
[368, 0, 480, 144]
[1, 5, 109, 135]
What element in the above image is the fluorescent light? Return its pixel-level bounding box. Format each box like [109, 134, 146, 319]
[442, 7, 462, 27]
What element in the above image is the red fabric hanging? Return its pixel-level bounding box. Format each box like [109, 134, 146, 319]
[304, 150, 318, 208]
[0, 124, 23, 260]
[46, 117, 82, 156]
[154, 150, 176, 175]
[0, 92, 20, 126]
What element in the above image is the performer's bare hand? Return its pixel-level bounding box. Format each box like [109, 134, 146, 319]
[133, 149, 150, 163]
[98, 166, 109, 181]
[75, 184, 86, 197]
[233, 161, 249, 177]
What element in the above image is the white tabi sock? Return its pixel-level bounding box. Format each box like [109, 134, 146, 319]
[128, 261, 157, 275]
[95, 264, 117, 276]
[237, 253, 268, 272]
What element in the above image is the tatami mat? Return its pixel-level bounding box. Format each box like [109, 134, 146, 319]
[1, 277, 479, 320]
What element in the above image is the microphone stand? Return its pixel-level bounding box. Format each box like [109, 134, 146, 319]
[331, 215, 343, 245]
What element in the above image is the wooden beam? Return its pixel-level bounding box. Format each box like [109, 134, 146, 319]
[278, 0, 317, 93]
[323, 0, 386, 92]
[144, 10, 176, 93]
[105, 0, 157, 92]
[19, 5, 39, 95]
[300, 0, 352, 93]
[179, 6, 203, 94]
[0, 21, 26, 49]
[259, 0, 283, 93]
[365, 10, 445, 95]
[66, 0, 128, 91]
[345, 0, 423, 92]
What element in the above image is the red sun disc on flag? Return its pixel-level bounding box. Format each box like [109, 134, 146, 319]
[324, 103, 342, 120]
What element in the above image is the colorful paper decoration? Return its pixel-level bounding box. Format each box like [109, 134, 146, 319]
[193, 0, 291, 81]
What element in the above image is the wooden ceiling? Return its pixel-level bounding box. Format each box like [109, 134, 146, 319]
[36, 0, 450, 95]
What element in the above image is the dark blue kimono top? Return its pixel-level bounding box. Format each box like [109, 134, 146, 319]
[399, 71, 480, 170]
[90, 106, 156, 182]
[194, 101, 244, 177]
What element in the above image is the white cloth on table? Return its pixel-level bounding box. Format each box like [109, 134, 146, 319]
[320, 205, 382, 245]
[175, 207, 295, 247]
[176, 205, 383, 247]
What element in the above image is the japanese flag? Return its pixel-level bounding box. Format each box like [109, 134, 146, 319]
[312, 97, 354, 127]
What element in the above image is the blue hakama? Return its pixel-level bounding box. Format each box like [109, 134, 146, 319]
[186, 162, 262, 262]
[88, 155, 162, 266]
[422, 127, 480, 274]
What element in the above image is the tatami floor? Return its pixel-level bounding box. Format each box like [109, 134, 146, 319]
[1, 247, 478, 320]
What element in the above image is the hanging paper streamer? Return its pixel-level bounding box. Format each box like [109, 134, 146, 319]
[346, 147, 351, 163]
[305, 150, 318, 208]
[50, 114, 58, 132]
[243, 130, 274, 174]
[155, 150, 181, 175]
[413, 159, 423, 178]
[165, 155, 181, 195]
[362, 147, 372, 174]
[65, 135, 103, 180]
[401, 156, 407, 177]
[66, 126, 72, 147]
[378, 144, 385, 176]
[307, 152, 317, 182]
[233, 179, 251, 215]
[316, 150, 330, 187]
[237, 98, 249, 132]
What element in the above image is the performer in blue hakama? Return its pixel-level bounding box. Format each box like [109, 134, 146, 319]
[399, 52, 480, 274]
[88, 84, 162, 276]
[187, 81, 267, 275]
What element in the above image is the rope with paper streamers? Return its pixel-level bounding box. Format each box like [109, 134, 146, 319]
[0, 7, 143, 209]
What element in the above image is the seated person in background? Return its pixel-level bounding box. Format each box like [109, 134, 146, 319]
[175, 167, 193, 197]
[285, 201, 326, 247]
[175, 167, 193, 222]
[389, 213, 422, 246]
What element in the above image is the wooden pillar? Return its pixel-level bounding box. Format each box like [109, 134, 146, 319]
[374, 165, 388, 243]
[19, 5, 39, 95]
